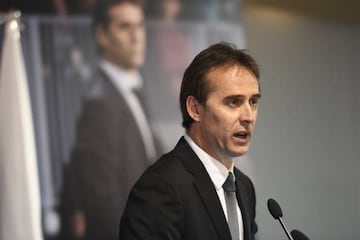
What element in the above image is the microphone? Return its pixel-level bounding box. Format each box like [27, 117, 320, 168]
[267, 198, 294, 240]
[291, 229, 310, 240]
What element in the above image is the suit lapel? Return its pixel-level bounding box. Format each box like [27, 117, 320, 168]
[235, 170, 251, 240]
[99, 68, 161, 160]
[193, 178, 232, 240]
[175, 138, 232, 240]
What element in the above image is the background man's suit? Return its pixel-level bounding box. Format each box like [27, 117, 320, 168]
[120, 137, 257, 240]
[62, 68, 158, 240]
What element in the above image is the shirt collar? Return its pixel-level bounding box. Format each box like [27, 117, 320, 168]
[99, 59, 143, 92]
[184, 134, 235, 190]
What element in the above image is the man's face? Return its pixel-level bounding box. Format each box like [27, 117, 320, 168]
[97, 3, 145, 70]
[195, 65, 260, 163]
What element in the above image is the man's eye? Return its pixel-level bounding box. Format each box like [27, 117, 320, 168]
[117, 23, 131, 31]
[227, 99, 240, 107]
[250, 98, 259, 107]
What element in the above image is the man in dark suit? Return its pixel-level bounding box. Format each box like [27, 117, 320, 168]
[61, 1, 160, 239]
[120, 42, 261, 240]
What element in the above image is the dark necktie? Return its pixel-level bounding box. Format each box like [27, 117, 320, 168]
[223, 172, 240, 240]
[132, 87, 145, 108]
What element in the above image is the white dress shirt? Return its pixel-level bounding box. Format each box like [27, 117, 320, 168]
[100, 59, 156, 161]
[184, 134, 244, 240]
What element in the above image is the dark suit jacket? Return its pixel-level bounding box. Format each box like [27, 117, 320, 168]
[62, 69, 158, 240]
[120, 137, 257, 240]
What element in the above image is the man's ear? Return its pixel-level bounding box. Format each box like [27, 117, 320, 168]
[186, 96, 202, 122]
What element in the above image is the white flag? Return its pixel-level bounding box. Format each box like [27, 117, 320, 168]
[0, 19, 43, 240]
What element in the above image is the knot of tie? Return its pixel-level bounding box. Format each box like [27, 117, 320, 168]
[223, 172, 236, 192]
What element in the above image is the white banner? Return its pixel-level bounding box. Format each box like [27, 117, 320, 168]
[0, 18, 43, 240]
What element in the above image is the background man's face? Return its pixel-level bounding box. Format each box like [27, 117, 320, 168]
[97, 3, 145, 70]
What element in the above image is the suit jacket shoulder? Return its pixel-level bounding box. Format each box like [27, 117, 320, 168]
[68, 68, 151, 240]
[120, 137, 257, 240]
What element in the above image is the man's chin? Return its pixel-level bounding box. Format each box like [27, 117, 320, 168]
[230, 146, 249, 157]
[128, 61, 143, 69]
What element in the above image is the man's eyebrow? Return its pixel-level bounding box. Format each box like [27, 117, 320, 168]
[253, 93, 262, 98]
[117, 21, 132, 27]
[224, 93, 262, 99]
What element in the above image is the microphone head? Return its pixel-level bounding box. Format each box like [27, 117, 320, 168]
[291, 229, 310, 240]
[267, 198, 283, 219]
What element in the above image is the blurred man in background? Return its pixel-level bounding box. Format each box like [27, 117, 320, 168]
[61, 0, 160, 239]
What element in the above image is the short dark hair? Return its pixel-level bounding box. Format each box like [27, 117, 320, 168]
[180, 42, 260, 129]
[92, 0, 144, 29]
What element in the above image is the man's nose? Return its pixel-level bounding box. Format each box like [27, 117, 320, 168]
[239, 104, 255, 125]
[131, 27, 143, 42]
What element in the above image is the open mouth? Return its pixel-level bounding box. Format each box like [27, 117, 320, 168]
[234, 131, 249, 139]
